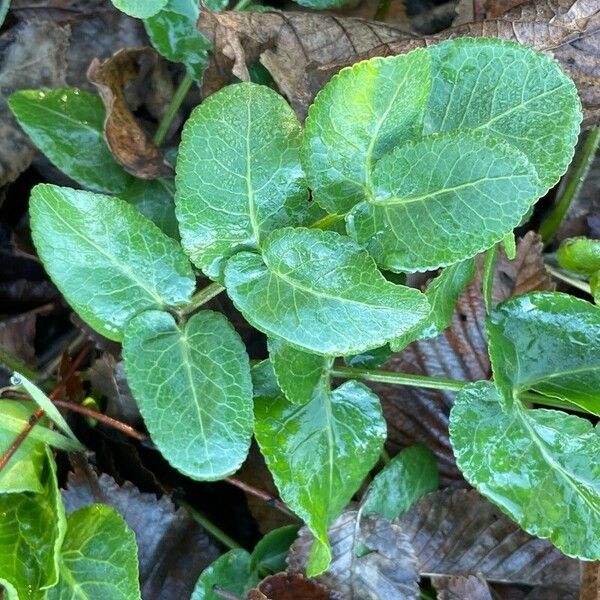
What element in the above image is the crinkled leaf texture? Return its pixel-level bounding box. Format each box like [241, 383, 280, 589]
[123, 310, 254, 481]
[450, 380, 600, 560]
[254, 377, 386, 576]
[0, 452, 65, 599]
[303, 38, 581, 271]
[176, 82, 308, 280]
[488, 292, 600, 416]
[46, 505, 141, 600]
[8, 88, 132, 194]
[225, 228, 429, 356]
[29, 185, 195, 341]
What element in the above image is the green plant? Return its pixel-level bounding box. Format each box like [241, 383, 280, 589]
[3, 35, 599, 598]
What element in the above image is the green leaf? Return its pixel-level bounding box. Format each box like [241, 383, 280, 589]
[0, 401, 46, 494]
[11, 372, 80, 444]
[111, 0, 167, 18]
[303, 51, 431, 215]
[144, 0, 210, 81]
[176, 82, 308, 280]
[0, 0, 9, 29]
[254, 378, 387, 575]
[30, 184, 195, 341]
[0, 451, 65, 599]
[268, 338, 331, 405]
[557, 237, 600, 275]
[224, 228, 429, 356]
[251, 360, 280, 399]
[424, 38, 581, 194]
[192, 549, 258, 600]
[249, 525, 300, 575]
[344, 344, 393, 369]
[348, 131, 540, 272]
[122, 310, 254, 480]
[487, 292, 600, 416]
[46, 505, 141, 600]
[450, 380, 600, 560]
[290, 0, 354, 8]
[120, 178, 179, 239]
[8, 89, 132, 193]
[362, 445, 438, 521]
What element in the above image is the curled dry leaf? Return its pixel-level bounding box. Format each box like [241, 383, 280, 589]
[247, 572, 334, 600]
[287, 511, 420, 600]
[0, 20, 68, 185]
[432, 575, 492, 600]
[62, 458, 220, 600]
[398, 489, 580, 590]
[377, 232, 553, 485]
[87, 48, 173, 179]
[199, 0, 600, 125]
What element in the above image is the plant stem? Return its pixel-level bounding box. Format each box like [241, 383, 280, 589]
[309, 212, 345, 230]
[545, 264, 592, 295]
[182, 283, 226, 316]
[153, 73, 195, 147]
[224, 476, 297, 519]
[232, 0, 252, 9]
[178, 500, 242, 550]
[539, 126, 600, 245]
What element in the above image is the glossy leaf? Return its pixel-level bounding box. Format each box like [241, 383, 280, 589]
[120, 178, 179, 239]
[254, 379, 386, 575]
[176, 83, 308, 280]
[450, 381, 600, 560]
[424, 38, 582, 194]
[46, 505, 141, 600]
[344, 344, 393, 369]
[557, 237, 600, 275]
[268, 338, 331, 405]
[111, 0, 167, 18]
[0, 400, 46, 494]
[249, 525, 300, 575]
[8, 88, 132, 193]
[251, 359, 280, 399]
[192, 549, 258, 600]
[30, 184, 195, 341]
[362, 445, 439, 521]
[144, 0, 211, 81]
[123, 310, 254, 480]
[303, 51, 431, 215]
[224, 228, 429, 356]
[0, 452, 65, 599]
[348, 131, 540, 271]
[487, 292, 600, 416]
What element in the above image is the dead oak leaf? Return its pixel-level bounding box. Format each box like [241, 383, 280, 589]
[87, 48, 173, 180]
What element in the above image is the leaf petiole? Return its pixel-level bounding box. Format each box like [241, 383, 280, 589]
[181, 282, 226, 316]
[153, 73, 194, 147]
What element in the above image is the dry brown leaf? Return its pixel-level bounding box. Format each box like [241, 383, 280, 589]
[87, 48, 173, 180]
[377, 232, 552, 485]
[288, 511, 420, 600]
[398, 489, 580, 591]
[432, 575, 493, 600]
[247, 573, 334, 600]
[0, 20, 68, 185]
[580, 562, 600, 600]
[199, 0, 600, 125]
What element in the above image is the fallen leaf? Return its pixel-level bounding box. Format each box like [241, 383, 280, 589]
[0, 20, 68, 185]
[247, 572, 334, 599]
[287, 511, 420, 600]
[398, 489, 580, 591]
[377, 232, 552, 485]
[87, 48, 173, 179]
[580, 562, 600, 600]
[62, 458, 221, 600]
[432, 575, 493, 600]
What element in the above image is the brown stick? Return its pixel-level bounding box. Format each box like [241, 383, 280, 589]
[224, 476, 296, 519]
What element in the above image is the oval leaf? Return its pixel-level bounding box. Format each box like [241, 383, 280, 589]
[111, 0, 167, 18]
[488, 292, 600, 416]
[8, 88, 132, 193]
[47, 505, 141, 600]
[255, 379, 387, 576]
[123, 310, 254, 481]
[302, 50, 431, 215]
[224, 228, 429, 356]
[176, 82, 308, 280]
[30, 184, 195, 341]
[424, 38, 582, 194]
[348, 131, 540, 271]
[450, 380, 600, 560]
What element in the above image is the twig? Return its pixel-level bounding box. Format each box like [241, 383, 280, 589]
[224, 476, 297, 519]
